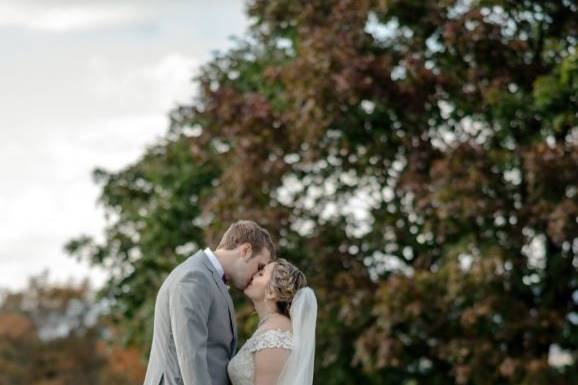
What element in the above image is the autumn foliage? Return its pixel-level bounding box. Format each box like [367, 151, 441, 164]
[0, 274, 145, 385]
[67, 1, 577, 384]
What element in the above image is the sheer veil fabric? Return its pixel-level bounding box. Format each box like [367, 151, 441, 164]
[276, 287, 318, 385]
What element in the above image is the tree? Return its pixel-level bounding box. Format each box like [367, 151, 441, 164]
[0, 274, 145, 385]
[67, 1, 578, 384]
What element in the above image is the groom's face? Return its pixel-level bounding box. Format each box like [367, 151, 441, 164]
[231, 244, 272, 291]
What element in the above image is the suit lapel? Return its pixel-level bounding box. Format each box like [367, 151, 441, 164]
[199, 252, 238, 351]
[211, 270, 238, 350]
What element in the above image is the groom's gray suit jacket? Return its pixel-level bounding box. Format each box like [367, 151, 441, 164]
[143, 250, 238, 385]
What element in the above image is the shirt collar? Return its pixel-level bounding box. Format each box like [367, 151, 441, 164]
[204, 247, 225, 279]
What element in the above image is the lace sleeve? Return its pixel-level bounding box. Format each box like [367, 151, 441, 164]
[247, 329, 293, 353]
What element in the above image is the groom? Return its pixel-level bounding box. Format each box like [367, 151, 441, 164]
[143, 220, 275, 385]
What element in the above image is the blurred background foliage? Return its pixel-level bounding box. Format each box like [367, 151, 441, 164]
[0, 274, 146, 385]
[62, 0, 577, 384]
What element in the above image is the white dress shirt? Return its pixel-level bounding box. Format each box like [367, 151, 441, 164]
[204, 247, 225, 280]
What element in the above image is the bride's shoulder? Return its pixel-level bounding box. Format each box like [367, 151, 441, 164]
[248, 315, 293, 353]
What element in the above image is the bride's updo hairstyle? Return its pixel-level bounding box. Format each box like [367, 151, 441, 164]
[267, 258, 307, 318]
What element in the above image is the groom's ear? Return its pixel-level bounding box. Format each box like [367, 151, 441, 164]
[239, 242, 253, 260]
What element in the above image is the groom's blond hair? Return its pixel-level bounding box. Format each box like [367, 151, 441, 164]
[217, 220, 276, 259]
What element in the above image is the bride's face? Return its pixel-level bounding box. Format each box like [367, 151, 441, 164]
[243, 262, 276, 301]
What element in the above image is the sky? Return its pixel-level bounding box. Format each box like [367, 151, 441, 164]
[0, 0, 250, 291]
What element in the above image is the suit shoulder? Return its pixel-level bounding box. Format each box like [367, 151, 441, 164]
[175, 266, 211, 285]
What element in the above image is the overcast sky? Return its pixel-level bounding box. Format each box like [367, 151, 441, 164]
[0, 0, 249, 291]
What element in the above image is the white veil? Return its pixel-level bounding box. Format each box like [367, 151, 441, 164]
[276, 287, 318, 385]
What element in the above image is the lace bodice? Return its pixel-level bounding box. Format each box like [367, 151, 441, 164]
[227, 328, 293, 385]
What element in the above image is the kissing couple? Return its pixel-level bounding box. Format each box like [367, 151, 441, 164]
[143, 220, 317, 385]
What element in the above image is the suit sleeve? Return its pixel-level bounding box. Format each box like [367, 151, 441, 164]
[169, 272, 213, 385]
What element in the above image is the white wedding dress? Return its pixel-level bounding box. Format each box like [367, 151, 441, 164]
[227, 327, 294, 385]
[227, 288, 317, 385]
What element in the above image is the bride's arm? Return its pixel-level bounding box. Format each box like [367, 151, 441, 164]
[250, 316, 293, 385]
[254, 347, 291, 385]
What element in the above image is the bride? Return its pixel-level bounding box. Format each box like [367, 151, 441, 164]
[227, 258, 317, 385]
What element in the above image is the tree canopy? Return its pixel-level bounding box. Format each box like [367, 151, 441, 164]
[67, 1, 578, 384]
[0, 274, 145, 385]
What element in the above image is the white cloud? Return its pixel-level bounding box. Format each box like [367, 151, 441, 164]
[0, 0, 248, 291]
[0, 114, 167, 291]
[0, 53, 194, 290]
[87, 53, 198, 114]
[0, 0, 242, 32]
[0, 177, 109, 290]
[0, 3, 149, 32]
[0, 52, 196, 291]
